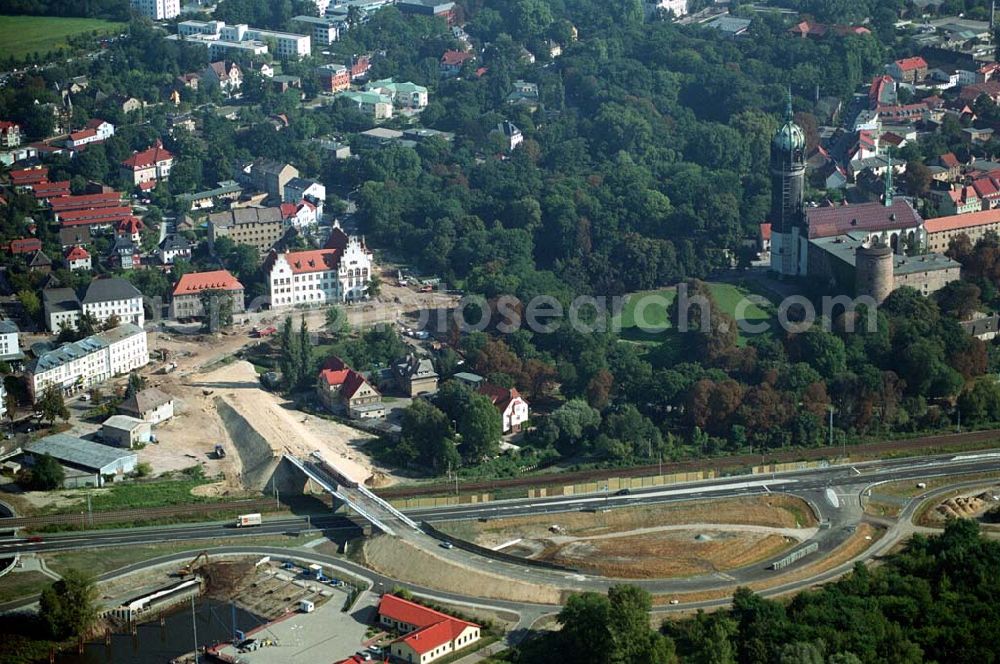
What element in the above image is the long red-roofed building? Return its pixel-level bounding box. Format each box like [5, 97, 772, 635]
[9, 167, 49, 188]
[378, 594, 481, 664]
[8, 238, 42, 255]
[58, 206, 134, 228]
[925, 208, 1000, 252]
[170, 269, 245, 320]
[49, 191, 122, 214]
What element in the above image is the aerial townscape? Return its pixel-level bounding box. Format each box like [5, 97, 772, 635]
[5, 0, 1000, 662]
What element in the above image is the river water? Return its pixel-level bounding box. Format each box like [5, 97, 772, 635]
[54, 599, 262, 664]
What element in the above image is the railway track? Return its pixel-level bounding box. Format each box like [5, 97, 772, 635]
[374, 428, 1000, 499]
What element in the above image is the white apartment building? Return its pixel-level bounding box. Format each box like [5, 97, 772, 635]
[291, 15, 341, 46]
[131, 0, 180, 20]
[81, 278, 145, 329]
[174, 20, 310, 59]
[0, 319, 21, 363]
[26, 324, 148, 402]
[265, 230, 373, 307]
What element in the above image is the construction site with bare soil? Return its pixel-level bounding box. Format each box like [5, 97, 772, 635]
[921, 483, 1000, 527]
[430, 495, 818, 579]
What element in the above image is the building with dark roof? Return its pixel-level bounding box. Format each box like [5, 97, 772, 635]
[207, 206, 288, 255]
[81, 278, 144, 327]
[117, 386, 174, 424]
[393, 354, 438, 397]
[42, 287, 82, 333]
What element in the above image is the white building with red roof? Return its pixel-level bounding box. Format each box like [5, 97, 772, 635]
[170, 269, 245, 320]
[264, 223, 373, 306]
[440, 49, 475, 77]
[64, 245, 91, 271]
[66, 119, 114, 149]
[378, 594, 481, 664]
[478, 383, 529, 433]
[120, 139, 174, 187]
[279, 199, 318, 228]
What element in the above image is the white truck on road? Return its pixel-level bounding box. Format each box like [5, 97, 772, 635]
[236, 513, 262, 528]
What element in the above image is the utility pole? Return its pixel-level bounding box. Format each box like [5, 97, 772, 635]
[190, 595, 199, 664]
[86, 493, 92, 526]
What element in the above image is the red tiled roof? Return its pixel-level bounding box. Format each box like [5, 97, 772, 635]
[759, 222, 772, 241]
[9, 238, 42, 255]
[69, 128, 97, 142]
[279, 202, 297, 218]
[805, 199, 922, 240]
[137, 180, 157, 191]
[65, 245, 90, 261]
[441, 50, 474, 66]
[319, 367, 350, 386]
[0, 121, 19, 132]
[172, 269, 243, 296]
[122, 139, 173, 170]
[85, 118, 109, 130]
[283, 248, 340, 274]
[379, 595, 477, 656]
[58, 206, 133, 227]
[478, 383, 524, 412]
[973, 176, 1000, 198]
[50, 192, 121, 212]
[894, 56, 927, 72]
[32, 181, 71, 199]
[116, 216, 144, 235]
[940, 152, 960, 168]
[341, 370, 370, 400]
[925, 208, 1000, 234]
[10, 167, 48, 185]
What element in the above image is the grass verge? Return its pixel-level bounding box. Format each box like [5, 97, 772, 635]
[0, 570, 50, 604]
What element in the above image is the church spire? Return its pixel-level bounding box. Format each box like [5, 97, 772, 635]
[786, 86, 793, 121]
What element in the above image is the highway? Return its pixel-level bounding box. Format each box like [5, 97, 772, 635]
[1, 450, 999, 617]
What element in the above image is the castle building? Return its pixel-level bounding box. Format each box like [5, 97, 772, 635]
[766, 97, 959, 303]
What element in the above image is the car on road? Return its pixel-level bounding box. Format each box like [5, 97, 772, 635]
[27, 536, 42, 543]
[614, 488, 631, 496]
[439, 541, 454, 549]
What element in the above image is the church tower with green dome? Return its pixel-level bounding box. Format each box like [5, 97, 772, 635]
[769, 93, 806, 276]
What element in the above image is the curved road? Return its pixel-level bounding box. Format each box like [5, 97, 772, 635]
[2, 451, 999, 626]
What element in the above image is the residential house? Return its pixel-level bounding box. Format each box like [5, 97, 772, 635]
[0, 121, 22, 149]
[26, 324, 148, 402]
[107, 235, 141, 270]
[158, 234, 192, 264]
[349, 54, 371, 80]
[506, 80, 539, 109]
[315, 63, 350, 92]
[280, 200, 318, 229]
[65, 245, 91, 271]
[963, 127, 994, 144]
[175, 72, 200, 91]
[271, 75, 303, 94]
[66, 119, 115, 149]
[115, 216, 144, 244]
[241, 159, 299, 200]
[440, 50, 474, 77]
[316, 357, 384, 419]
[117, 386, 174, 424]
[493, 121, 523, 151]
[81, 278, 145, 328]
[202, 61, 243, 95]
[28, 250, 52, 274]
[888, 56, 928, 83]
[393, 354, 438, 397]
[284, 177, 325, 216]
[264, 230, 373, 306]
[170, 269, 245, 320]
[338, 91, 393, 119]
[930, 183, 982, 216]
[363, 79, 429, 108]
[121, 139, 174, 188]
[934, 152, 963, 181]
[378, 594, 480, 664]
[478, 384, 529, 433]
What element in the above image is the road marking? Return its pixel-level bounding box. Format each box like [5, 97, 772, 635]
[825, 488, 840, 508]
[492, 539, 522, 551]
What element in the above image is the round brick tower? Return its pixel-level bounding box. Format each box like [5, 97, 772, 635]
[855, 241, 894, 305]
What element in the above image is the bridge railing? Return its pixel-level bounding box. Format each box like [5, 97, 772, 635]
[356, 484, 420, 531]
[283, 454, 396, 535]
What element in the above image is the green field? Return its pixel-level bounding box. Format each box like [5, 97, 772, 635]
[618, 282, 773, 344]
[0, 15, 125, 62]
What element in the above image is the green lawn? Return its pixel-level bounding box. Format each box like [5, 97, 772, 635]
[618, 282, 772, 344]
[0, 571, 50, 604]
[0, 15, 125, 62]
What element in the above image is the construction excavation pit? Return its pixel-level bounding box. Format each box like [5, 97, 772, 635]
[436, 494, 819, 578]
